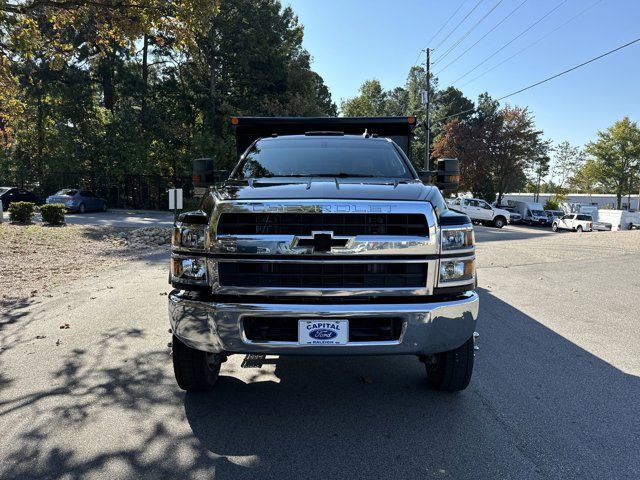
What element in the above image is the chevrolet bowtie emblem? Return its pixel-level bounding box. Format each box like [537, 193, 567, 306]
[294, 231, 351, 253]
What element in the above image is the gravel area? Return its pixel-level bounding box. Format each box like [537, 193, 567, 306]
[0, 223, 170, 309]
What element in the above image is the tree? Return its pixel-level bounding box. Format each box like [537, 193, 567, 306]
[433, 95, 549, 204]
[340, 67, 473, 170]
[340, 79, 388, 117]
[568, 159, 606, 194]
[552, 141, 583, 191]
[528, 154, 550, 202]
[585, 117, 640, 209]
[1, 0, 337, 193]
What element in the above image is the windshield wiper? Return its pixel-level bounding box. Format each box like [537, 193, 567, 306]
[252, 173, 379, 178]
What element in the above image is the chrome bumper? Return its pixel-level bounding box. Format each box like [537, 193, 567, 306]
[168, 291, 479, 356]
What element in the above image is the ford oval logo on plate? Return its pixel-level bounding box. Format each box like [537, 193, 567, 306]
[298, 320, 349, 345]
[309, 328, 338, 340]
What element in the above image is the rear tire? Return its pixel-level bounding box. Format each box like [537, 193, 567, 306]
[425, 336, 475, 392]
[493, 216, 506, 228]
[79, 203, 86, 214]
[576, 225, 583, 232]
[172, 335, 221, 391]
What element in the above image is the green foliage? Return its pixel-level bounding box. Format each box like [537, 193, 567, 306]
[585, 117, 640, 209]
[339, 68, 474, 170]
[433, 96, 549, 203]
[40, 203, 66, 225]
[8, 201, 35, 224]
[552, 141, 584, 191]
[1, 0, 337, 189]
[544, 198, 559, 210]
[341, 80, 389, 117]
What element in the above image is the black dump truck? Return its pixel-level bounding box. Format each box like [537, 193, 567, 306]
[169, 117, 478, 392]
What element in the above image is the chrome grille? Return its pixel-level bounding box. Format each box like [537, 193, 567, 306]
[216, 213, 428, 236]
[218, 261, 427, 288]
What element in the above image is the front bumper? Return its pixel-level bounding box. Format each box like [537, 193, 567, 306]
[168, 291, 479, 356]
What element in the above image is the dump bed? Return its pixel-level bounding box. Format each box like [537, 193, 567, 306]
[232, 116, 416, 159]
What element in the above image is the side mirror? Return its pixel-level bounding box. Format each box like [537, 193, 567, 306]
[435, 158, 460, 192]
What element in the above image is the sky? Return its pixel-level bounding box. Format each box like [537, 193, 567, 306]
[285, 0, 640, 148]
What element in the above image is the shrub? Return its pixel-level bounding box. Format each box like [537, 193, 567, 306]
[8, 201, 35, 224]
[40, 203, 66, 225]
[544, 198, 559, 210]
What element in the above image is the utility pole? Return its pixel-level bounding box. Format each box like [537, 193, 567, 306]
[424, 47, 431, 171]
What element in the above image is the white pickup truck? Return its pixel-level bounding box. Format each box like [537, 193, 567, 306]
[448, 197, 510, 228]
[552, 213, 593, 232]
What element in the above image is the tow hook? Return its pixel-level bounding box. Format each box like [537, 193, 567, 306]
[473, 331, 479, 352]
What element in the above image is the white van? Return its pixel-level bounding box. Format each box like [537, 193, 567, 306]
[508, 201, 549, 226]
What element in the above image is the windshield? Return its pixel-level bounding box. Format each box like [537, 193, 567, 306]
[0, 188, 10, 195]
[55, 189, 78, 196]
[235, 136, 414, 179]
[531, 210, 545, 216]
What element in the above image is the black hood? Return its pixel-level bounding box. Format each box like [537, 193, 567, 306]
[215, 178, 436, 202]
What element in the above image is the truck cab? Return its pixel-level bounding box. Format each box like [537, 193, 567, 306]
[449, 197, 510, 228]
[168, 117, 479, 393]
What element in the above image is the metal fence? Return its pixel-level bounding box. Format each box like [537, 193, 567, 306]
[37, 172, 194, 210]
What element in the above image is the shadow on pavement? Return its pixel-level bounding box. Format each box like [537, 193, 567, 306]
[1, 290, 638, 479]
[474, 224, 558, 243]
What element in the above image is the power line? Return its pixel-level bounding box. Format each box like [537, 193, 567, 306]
[426, 0, 470, 47]
[432, 36, 640, 124]
[413, 49, 424, 68]
[435, 0, 529, 75]
[449, 0, 569, 85]
[460, 0, 603, 88]
[433, 0, 486, 51]
[433, 0, 505, 65]
[496, 37, 640, 101]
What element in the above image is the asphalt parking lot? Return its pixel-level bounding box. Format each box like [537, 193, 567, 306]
[1, 224, 638, 479]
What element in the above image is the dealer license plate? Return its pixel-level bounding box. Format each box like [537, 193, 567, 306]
[298, 319, 348, 345]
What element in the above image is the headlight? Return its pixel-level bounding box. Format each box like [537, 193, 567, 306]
[441, 227, 474, 251]
[171, 256, 208, 286]
[172, 225, 206, 250]
[439, 258, 475, 283]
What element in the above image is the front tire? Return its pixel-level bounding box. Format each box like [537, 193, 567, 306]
[424, 336, 475, 392]
[552, 222, 558, 232]
[172, 335, 221, 391]
[78, 203, 86, 214]
[493, 216, 506, 228]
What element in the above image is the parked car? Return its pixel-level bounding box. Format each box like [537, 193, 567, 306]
[500, 206, 522, 223]
[46, 189, 107, 213]
[449, 197, 510, 228]
[552, 213, 593, 232]
[0, 186, 39, 210]
[545, 209, 564, 225]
